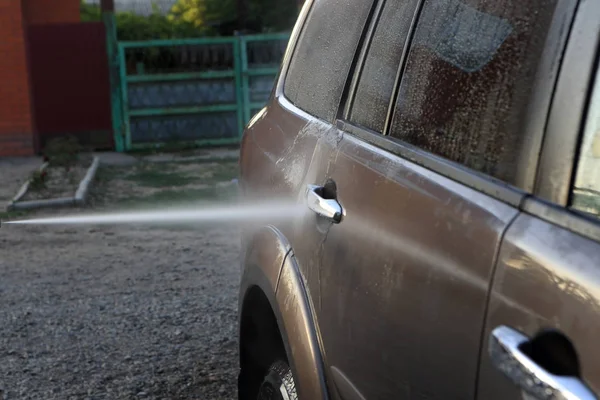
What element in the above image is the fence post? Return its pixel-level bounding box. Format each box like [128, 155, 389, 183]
[235, 35, 248, 137]
[101, 0, 125, 152]
[118, 43, 131, 151]
[239, 35, 251, 128]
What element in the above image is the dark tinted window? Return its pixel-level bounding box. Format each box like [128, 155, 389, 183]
[390, 0, 559, 184]
[350, 0, 420, 132]
[284, 0, 375, 122]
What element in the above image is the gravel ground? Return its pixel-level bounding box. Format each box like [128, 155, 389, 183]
[0, 155, 241, 400]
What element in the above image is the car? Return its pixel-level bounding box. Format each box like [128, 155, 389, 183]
[237, 0, 600, 399]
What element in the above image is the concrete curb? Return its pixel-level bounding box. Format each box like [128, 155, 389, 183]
[7, 156, 100, 211]
[6, 162, 49, 210]
[9, 197, 77, 210]
[75, 157, 100, 206]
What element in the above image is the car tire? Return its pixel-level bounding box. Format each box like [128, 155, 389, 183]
[257, 360, 298, 400]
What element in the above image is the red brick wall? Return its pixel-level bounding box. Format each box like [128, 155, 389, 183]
[0, 0, 82, 157]
[23, 0, 81, 25]
[28, 23, 113, 149]
[0, 0, 35, 157]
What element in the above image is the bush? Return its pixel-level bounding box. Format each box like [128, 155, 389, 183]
[80, 1, 206, 40]
[29, 170, 47, 192]
[80, 1, 102, 22]
[117, 8, 206, 40]
[44, 136, 82, 171]
[80, 0, 298, 40]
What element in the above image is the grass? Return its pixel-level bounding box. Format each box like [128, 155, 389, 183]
[203, 162, 239, 184]
[115, 185, 239, 209]
[0, 209, 29, 221]
[124, 161, 238, 188]
[126, 169, 197, 188]
[572, 189, 600, 217]
[93, 166, 123, 190]
[0, 159, 240, 221]
[124, 141, 203, 156]
[93, 159, 239, 209]
[125, 142, 241, 157]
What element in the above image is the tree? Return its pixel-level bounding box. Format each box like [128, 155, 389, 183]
[80, 0, 102, 22]
[168, 0, 207, 27]
[80, 0, 204, 40]
[168, 0, 297, 33]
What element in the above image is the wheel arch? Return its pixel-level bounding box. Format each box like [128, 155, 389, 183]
[238, 226, 329, 400]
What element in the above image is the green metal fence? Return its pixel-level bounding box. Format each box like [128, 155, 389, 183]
[113, 34, 289, 152]
[240, 34, 289, 125]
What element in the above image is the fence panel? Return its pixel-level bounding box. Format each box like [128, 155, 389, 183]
[118, 37, 242, 150]
[240, 34, 289, 124]
[115, 34, 289, 151]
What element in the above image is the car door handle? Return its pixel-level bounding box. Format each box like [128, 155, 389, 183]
[306, 184, 343, 223]
[489, 326, 597, 400]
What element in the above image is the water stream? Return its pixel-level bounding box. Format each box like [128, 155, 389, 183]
[3, 199, 304, 226]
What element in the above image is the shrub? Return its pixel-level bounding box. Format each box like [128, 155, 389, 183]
[80, 0, 298, 40]
[44, 136, 82, 171]
[80, 1, 205, 40]
[29, 170, 48, 192]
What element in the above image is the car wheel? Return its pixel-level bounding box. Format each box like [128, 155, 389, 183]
[257, 360, 298, 400]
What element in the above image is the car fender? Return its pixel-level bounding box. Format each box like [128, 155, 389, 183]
[239, 226, 329, 400]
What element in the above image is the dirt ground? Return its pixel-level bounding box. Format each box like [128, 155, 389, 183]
[0, 157, 43, 210]
[23, 156, 94, 202]
[0, 153, 241, 400]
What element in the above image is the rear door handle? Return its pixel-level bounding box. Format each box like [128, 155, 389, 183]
[489, 326, 597, 400]
[306, 184, 343, 223]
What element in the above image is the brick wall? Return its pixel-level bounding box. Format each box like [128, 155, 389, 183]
[0, 0, 35, 157]
[0, 0, 82, 157]
[23, 0, 81, 25]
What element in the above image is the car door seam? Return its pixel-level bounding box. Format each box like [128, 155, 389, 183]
[472, 208, 522, 398]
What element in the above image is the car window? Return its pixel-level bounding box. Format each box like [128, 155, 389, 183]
[390, 0, 560, 185]
[283, 0, 375, 123]
[572, 70, 600, 218]
[349, 0, 420, 133]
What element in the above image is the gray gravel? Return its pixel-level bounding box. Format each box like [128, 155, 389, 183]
[0, 216, 241, 399]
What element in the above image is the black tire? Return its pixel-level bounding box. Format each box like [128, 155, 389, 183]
[257, 360, 298, 400]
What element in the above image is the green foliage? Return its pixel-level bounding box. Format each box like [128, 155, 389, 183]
[247, 0, 298, 32]
[170, 0, 234, 28]
[80, 0, 102, 22]
[80, 1, 205, 40]
[117, 9, 205, 40]
[169, 0, 206, 27]
[29, 170, 47, 192]
[170, 0, 298, 32]
[80, 0, 298, 40]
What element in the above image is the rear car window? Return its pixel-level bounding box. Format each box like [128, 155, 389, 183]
[572, 69, 600, 218]
[284, 0, 375, 123]
[390, 0, 560, 185]
[349, 0, 420, 133]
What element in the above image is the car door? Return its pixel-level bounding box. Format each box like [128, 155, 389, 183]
[296, 0, 576, 399]
[477, 1, 600, 398]
[240, 0, 375, 236]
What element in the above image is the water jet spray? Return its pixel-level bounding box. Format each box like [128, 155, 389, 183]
[1, 199, 304, 227]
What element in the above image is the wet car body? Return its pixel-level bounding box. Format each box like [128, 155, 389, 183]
[237, 0, 600, 399]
